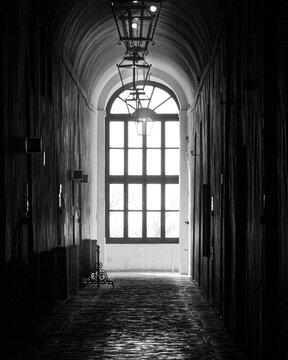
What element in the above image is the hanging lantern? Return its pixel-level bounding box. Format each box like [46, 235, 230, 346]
[122, 83, 156, 136]
[110, 0, 162, 56]
[133, 107, 157, 136]
[117, 53, 151, 91]
[122, 85, 156, 136]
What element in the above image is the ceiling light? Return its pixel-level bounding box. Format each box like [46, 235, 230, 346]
[110, 0, 162, 56]
[117, 53, 151, 90]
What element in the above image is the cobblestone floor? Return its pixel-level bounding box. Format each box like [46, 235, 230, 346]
[3, 272, 248, 360]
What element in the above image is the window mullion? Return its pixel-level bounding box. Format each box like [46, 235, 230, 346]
[124, 119, 128, 240]
[143, 134, 147, 239]
[161, 119, 165, 239]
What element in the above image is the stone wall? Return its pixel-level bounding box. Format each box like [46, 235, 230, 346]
[187, 1, 288, 358]
[1, 0, 94, 330]
[1, 0, 92, 261]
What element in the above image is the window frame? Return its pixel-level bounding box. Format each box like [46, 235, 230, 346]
[105, 82, 180, 244]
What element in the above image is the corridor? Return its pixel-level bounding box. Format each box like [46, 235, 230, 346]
[4, 273, 247, 360]
[2, 0, 288, 359]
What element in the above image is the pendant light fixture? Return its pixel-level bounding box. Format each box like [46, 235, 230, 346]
[117, 53, 151, 90]
[110, 0, 162, 56]
[110, 0, 163, 135]
[133, 107, 157, 136]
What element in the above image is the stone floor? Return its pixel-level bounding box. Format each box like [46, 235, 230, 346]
[2, 272, 248, 360]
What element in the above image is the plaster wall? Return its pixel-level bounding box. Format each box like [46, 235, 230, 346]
[96, 109, 106, 265]
[179, 111, 189, 275]
[106, 244, 179, 272]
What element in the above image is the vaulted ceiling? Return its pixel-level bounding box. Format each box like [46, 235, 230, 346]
[52, 0, 222, 108]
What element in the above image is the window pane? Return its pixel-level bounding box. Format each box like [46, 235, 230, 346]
[165, 121, 179, 147]
[110, 184, 124, 210]
[140, 100, 149, 108]
[165, 184, 179, 210]
[165, 212, 179, 238]
[147, 212, 161, 237]
[165, 149, 179, 175]
[147, 149, 161, 175]
[119, 90, 131, 100]
[110, 121, 124, 147]
[128, 122, 142, 148]
[110, 211, 124, 237]
[110, 98, 128, 114]
[149, 87, 170, 110]
[128, 149, 142, 175]
[143, 85, 153, 98]
[128, 184, 142, 210]
[156, 98, 178, 114]
[127, 101, 137, 113]
[110, 149, 124, 175]
[128, 212, 142, 237]
[146, 121, 161, 148]
[147, 184, 161, 210]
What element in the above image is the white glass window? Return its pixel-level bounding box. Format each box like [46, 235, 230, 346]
[147, 212, 161, 237]
[147, 184, 161, 210]
[109, 211, 124, 237]
[110, 149, 124, 175]
[128, 212, 142, 237]
[128, 149, 142, 175]
[110, 184, 124, 210]
[110, 121, 124, 147]
[147, 149, 161, 175]
[128, 184, 142, 210]
[107, 82, 180, 243]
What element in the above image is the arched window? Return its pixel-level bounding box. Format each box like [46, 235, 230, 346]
[105, 82, 179, 244]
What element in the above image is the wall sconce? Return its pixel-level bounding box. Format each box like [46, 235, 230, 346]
[70, 170, 83, 181]
[81, 175, 89, 183]
[191, 150, 200, 157]
[24, 137, 43, 153]
[110, 0, 163, 56]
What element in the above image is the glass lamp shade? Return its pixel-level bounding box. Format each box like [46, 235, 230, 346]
[110, 0, 162, 55]
[117, 54, 151, 89]
[133, 108, 157, 136]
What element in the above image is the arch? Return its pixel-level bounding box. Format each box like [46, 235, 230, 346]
[106, 81, 180, 114]
[53, 0, 221, 103]
[105, 81, 180, 246]
[94, 67, 190, 112]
